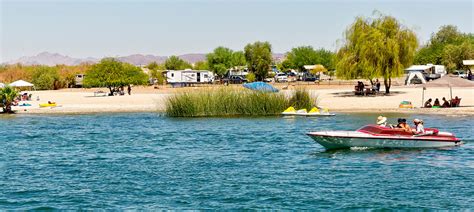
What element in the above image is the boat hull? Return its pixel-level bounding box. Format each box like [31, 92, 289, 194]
[307, 134, 462, 150]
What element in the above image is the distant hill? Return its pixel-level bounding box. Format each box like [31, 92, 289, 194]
[5, 52, 286, 66]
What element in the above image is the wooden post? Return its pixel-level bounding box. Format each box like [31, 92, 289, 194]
[422, 87, 426, 107]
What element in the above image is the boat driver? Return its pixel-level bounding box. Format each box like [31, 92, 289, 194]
[396, 118, 412, 133]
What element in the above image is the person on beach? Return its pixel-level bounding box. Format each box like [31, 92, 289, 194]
[442, 97, 451, 108]
[127, 85, 132, 95]
[433, 98, 441, 107]
[376, 116, 388, 127]
[375, 79, 381, 92]
[412, 119, 425, 134]
[424, 99, 432, 108]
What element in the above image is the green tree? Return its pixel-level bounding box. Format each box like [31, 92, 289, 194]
[84, 58, 148, 95]
[32, 66, 60, 90]
[146, 61, 160, 70]
[414, 25, 473, 71]
[284, 46, 335, 72]
[207, 47, 234, 77]
[0, 86, 19, 113]
[231, 51, 247, 67]
[193, 61, 209, 70]
[442, 40, 474, 70]
[336, 13, 418, 93]
[149, 69, 165, 85]
[164, 56, 192, 70]
[244, 41, 273, 81]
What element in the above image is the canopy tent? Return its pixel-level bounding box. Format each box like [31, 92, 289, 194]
[405, 71, 427, 85]
[243, 82, 279, 93]
[9, 80, 34, 87]
[415, 75, 474, 107]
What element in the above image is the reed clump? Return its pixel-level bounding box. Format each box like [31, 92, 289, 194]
[165, 88, 318, 117]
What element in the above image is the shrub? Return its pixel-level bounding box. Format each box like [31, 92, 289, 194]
[165, 88, 318, 117]
[289, 88, 317, 110]
[246, 73, 256, 82]
[32, 66, 60, 90]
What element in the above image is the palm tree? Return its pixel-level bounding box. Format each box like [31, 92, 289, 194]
[0, 86, 19, 113]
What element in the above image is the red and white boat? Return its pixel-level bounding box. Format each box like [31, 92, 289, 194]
[307, 125, 462, 150]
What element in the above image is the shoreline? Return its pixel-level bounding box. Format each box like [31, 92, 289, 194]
[9, 108, 474, 116]
[6, 86, 474, 116]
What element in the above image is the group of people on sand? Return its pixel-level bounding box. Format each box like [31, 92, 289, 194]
[376, 116, 425, 135]
[355, 79, 381, 95]
[424, 96, 461, 108]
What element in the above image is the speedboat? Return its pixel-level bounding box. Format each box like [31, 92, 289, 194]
[307, 125, 462, 150]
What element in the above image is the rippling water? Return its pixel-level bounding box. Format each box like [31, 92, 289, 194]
[1, 113, 473, 210]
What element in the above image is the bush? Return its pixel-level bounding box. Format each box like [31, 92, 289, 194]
[246, 73, 256, 82]
[32, 66, 60, 90]
[289, 88, 317, 110]
[165, 88, 318, 117]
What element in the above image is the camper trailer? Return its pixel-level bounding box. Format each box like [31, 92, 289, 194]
[75, 74, 85, 88]
[166, 70, 214, 87]
[405, 64, 446, 83]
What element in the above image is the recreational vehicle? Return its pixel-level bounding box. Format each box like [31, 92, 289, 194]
[166, 70, 214, 87]
[75, 74, 85, 88]
[404, 64, 446, 83]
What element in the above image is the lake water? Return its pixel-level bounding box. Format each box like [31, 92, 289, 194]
[1, 113, 473, 210]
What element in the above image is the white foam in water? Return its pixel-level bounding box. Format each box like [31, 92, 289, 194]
[350, 147, 373, 151]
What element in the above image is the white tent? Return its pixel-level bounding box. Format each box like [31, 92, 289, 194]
[0, 83, 5, 88]
[405, 71, 427, 85]
[9, 80, 34, 87]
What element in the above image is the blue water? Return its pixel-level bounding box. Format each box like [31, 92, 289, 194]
[1, 113, 473, 210]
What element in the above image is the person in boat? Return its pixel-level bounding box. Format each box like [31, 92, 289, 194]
[396, 118, 412, 133]
[376, 116, 388, 127]
[412, 119, 425, 134]
[424, 98, 432, 108]
[442, 97, 451, 108]
[433, 98, 441, 107]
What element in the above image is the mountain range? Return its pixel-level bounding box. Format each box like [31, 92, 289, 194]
[5, 52, 286, 66]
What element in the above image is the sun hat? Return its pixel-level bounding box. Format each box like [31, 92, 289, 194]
[414, 118, 422, 123]
[377, 116, 387, 125]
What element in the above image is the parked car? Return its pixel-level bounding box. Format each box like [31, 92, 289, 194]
[224, 75, 247, 84]
[274, 73, 288, 82]
[453, 70, 467, 78]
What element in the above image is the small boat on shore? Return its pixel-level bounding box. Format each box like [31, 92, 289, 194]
[307, 125, 462, 150]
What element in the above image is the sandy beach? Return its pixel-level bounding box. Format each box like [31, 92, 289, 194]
[10, 84, 474, 115]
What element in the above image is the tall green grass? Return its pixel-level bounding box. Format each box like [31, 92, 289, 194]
[165, 88, 318, 117]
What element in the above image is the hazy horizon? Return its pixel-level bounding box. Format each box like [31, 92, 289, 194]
[1, 0, 473, 63]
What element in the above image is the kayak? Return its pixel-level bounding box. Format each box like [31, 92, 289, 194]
[39, 103, 57, 108]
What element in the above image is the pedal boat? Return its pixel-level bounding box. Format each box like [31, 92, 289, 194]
[307, 125, 462, 150]
[282, 107, 335, 116]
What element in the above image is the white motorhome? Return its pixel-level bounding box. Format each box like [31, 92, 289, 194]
[166, 69, 214, 87]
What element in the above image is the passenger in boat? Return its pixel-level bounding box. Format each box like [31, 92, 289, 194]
[442, 97, 451, 108]
[396, 118, 412, 133]
[424, 99, 432, 108]
[413, 119, 425, 134]
[376, 116, 388, 127]
[433, 98, 441, 107]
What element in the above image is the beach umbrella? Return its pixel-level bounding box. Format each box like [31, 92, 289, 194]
[243, 82, 279, 93]
[9, 80, 34, 88]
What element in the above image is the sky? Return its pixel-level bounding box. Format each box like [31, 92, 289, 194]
[0, 0, 473, 62]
